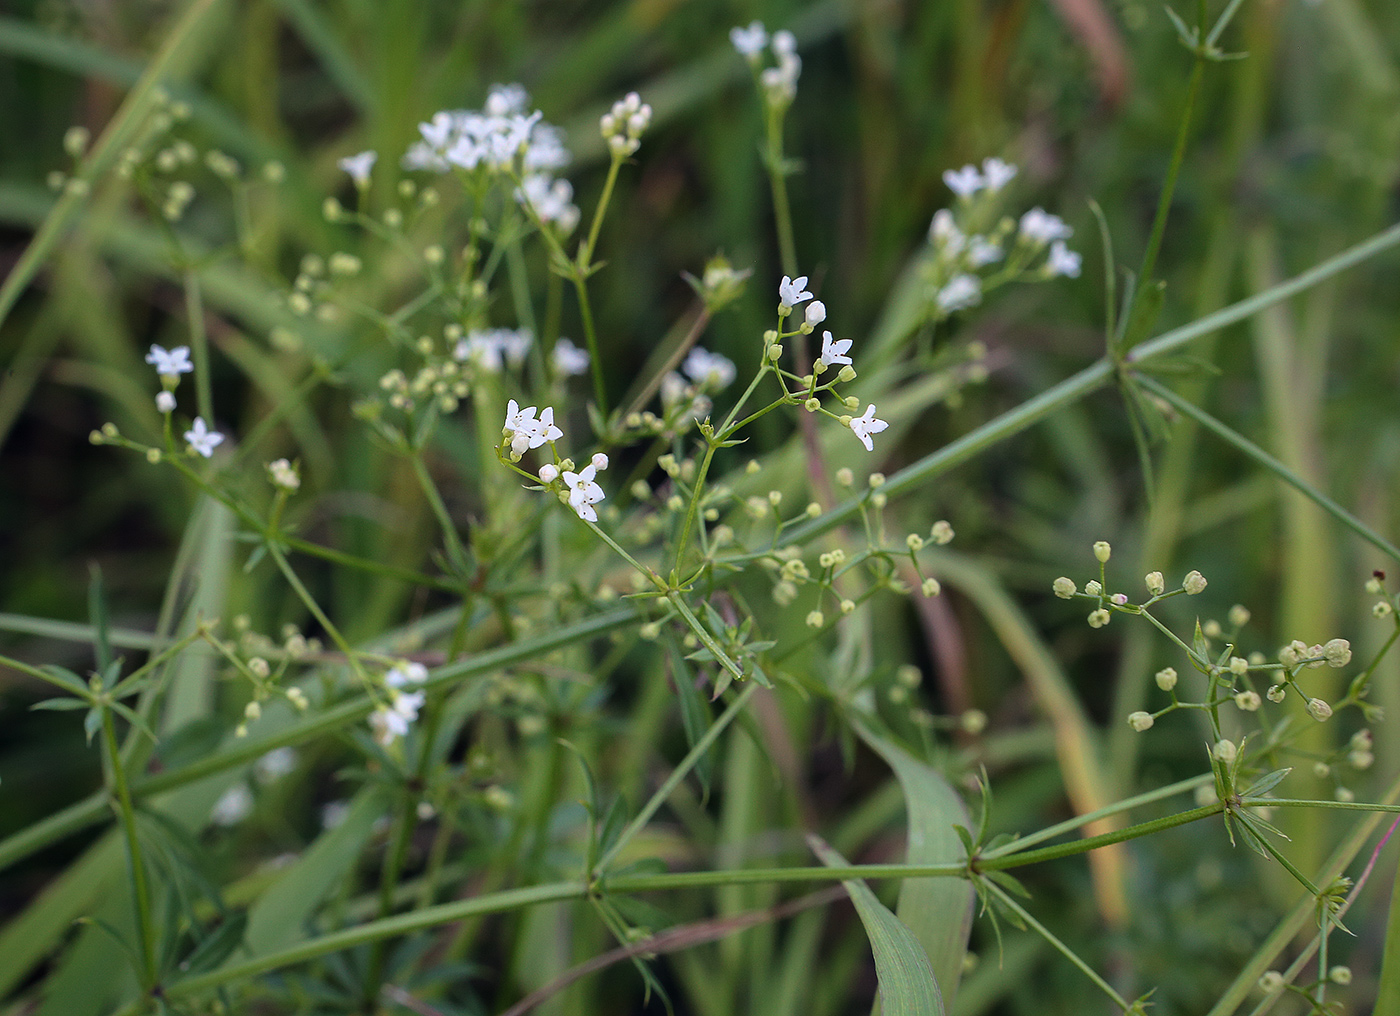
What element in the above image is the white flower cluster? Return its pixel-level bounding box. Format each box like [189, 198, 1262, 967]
[454, 327, 534, 372]
[600, 92, 652, 158]
[145, 343, 224, 458]
[371, 660, 429, 747]
[502, 399, 563, 459]
[731, 21, 801, 106]
[405, 84, 576, 233]
[922, 158, 1082, 320]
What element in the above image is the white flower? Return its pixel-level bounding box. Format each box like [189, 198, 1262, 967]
[184, 417, 224, 458]
[563, 463, 606, 522]
[730, 20, 768, 58]
[818, 330, 853, 367]
[371, 690, 425, 746]
[928, 209, 966, 255]
[499, 328, 532, 367]
[338, 150, 377, 187]
[936, 274, 982, 313]
[386, 661, 429, 688]
[267, 458, 300, 490]
[779, 274, 813, 307]
[980, 157, 1018, 192]
[146, 344, 194, 377]
[1046, 240, 1082, 278]
[485, 83, 528, 116]
[772, 30, 797, 57]
[1019, 207, 1073, 244]
[942, 164, 984, 199]
[683, 347, 736, 390]
[517, 173, 578, 230]
[502, 399, 562, 457]
[210, 784, 253, 826]
[538, 462, 559, 483]
[849, 404, 888, 451]
[155, 391, 176, 414]
[591, 452, 609, 471]
[551, 338, 589, 376]
[967, 236, 1003, 267]
[803, 300, 827, 329]
[253, 747, 298, 785]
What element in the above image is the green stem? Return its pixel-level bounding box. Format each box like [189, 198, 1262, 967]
[573, 273, 608, 416]
[672, 443, 717, 580]
[409, 452, 471, 573]
[184, 268, 213, 425]
[666, 592, 746, 682]
[978, 804, 1222, 872]
[1138, 375, 1400, 562]
[982, 880, 1132, 1011]
[765, 110, 798, 279]
[103, 708, 157, 990]
[582, 155, 623, 268]
[597, 681, 759, 873]
[281, 534, 458, 592]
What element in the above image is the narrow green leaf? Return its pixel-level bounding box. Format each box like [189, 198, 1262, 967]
[29, 697, 90, 712]
[87, 564, 113, 674]
[1241, 767, 1292, 799]
[809, 835, 945, 1016]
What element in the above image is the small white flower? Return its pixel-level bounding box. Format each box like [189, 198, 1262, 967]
[804, 300, 827, 328]
[146, 344, 194, 377]
[818, 330, 853, 367]
[730, 20, 768, 58]
[338, 150, 377, 187]
[155, 391, 176, 414]
[929, 209, 966, 255]
[502, 399, 562, 457]
[980, 157, 1018, 192]
[551, 338, 589, 376]
[967, 236, 1003, 267]
[590, 452, 609, 471]
[779, 274, 813, 307]
[386, 661, 429, 688]
[563, 463, 606, 522]
[683, 347, 736, 390]
[254, 747, 298, 785]
[1046, 240, 1082, 278]
[267, 458, 300, 490]
[849, 404, 888, 452]
[1019, 207, 1073, 244]
[184, 417, 224, 458]
[210, 784, 253, 826]
[772, 29, 797, 57]
[936, 274, 982, 313]
[538, 462, 559, 483]
[371, 690, 425, 746]
[942, 164, 984, 199]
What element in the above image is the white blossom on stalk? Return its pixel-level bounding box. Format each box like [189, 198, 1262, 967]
[551, 338, 589, 376]
[779, 275, 813, 308]
[371, 691, 425, 746]
[563, 463, 606, 522]
[1019, 207, 1073, 244]
[155, 391, 176, 414]
[338, 150, 377, 187]
[936, 274, 982, 314]
[146, 344, 194, 378]
[942, 164, 984, 199]
[730, 21, 768, 59]
[683, 347, 736, 390]
[849, 404, 888, 451]
[980, 157, 1018, 192]
[254, 747, 298, 785]
[210, 784, 253, 826]
[502, 400, 562, 457]
[818, 330, 853, 368]
[1046, 240, 1082, 278]
[184, 418, 224, 458]
[928, 209, 966, 256]
[386, 661, 429, 688]
[804, 300, 827, 329]
[485, 83, 528, 116]
[517, 173, 579, 232]
[967, 236, 1003, 267]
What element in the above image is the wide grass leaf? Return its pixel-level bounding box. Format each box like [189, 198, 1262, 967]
[810, 835, 944, 1016]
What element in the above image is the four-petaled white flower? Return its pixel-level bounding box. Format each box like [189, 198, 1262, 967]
[849, 404, 889, 451]
[683, 347, 736, 390]
[371, 690, 425, 746]
[818, 330, 853, 367]
[943, 164, 984, 199]
[502, 399, 562, 457]
[730, 20, 768, 58]
[980, 157, 1018, 192]
[146, 344, 194, 377]
[936, 274, 982, 314]
[1046, 240, 1082, 278]
[184, 417, 224, 458]
[779, 275, 813, 308]
[386, 661, 429, 688]
[1019, 207, 1073, 244]
[338, 150, 377, 187]
[551, 338, 590, 376]
[563, 463, 606, 522]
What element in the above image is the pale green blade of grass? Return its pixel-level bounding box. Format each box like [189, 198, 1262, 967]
[241, 787, 390, 956]
[809, 834, 945, 1016]
[0, 833, 122, 1000]
[854, 723, 975, 1012]
[0, 614, 164, 650]
[160, 497, 234, 733]
[0, 0, 234, 331]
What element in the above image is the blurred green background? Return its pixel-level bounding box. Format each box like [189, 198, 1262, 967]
[2, 0, 1400, 1013]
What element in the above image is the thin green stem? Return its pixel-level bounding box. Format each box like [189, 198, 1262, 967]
[409, 453, 471, 573]
[597, 681, 758, 873]
[1138, 375, 1400, 563]
[672, 443, 717, 580]
[102, 708, 157, 990]
[573, 273, 608, 416]
[666, 592, 745, 682]
[267, 543, 367, 681]
[184, 268, 213, 425]
[982, 879, 1132, 1011]
[765, 110, 798, 279]
[979, 804, 1222, 871]
[582, 156, 623, 268]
